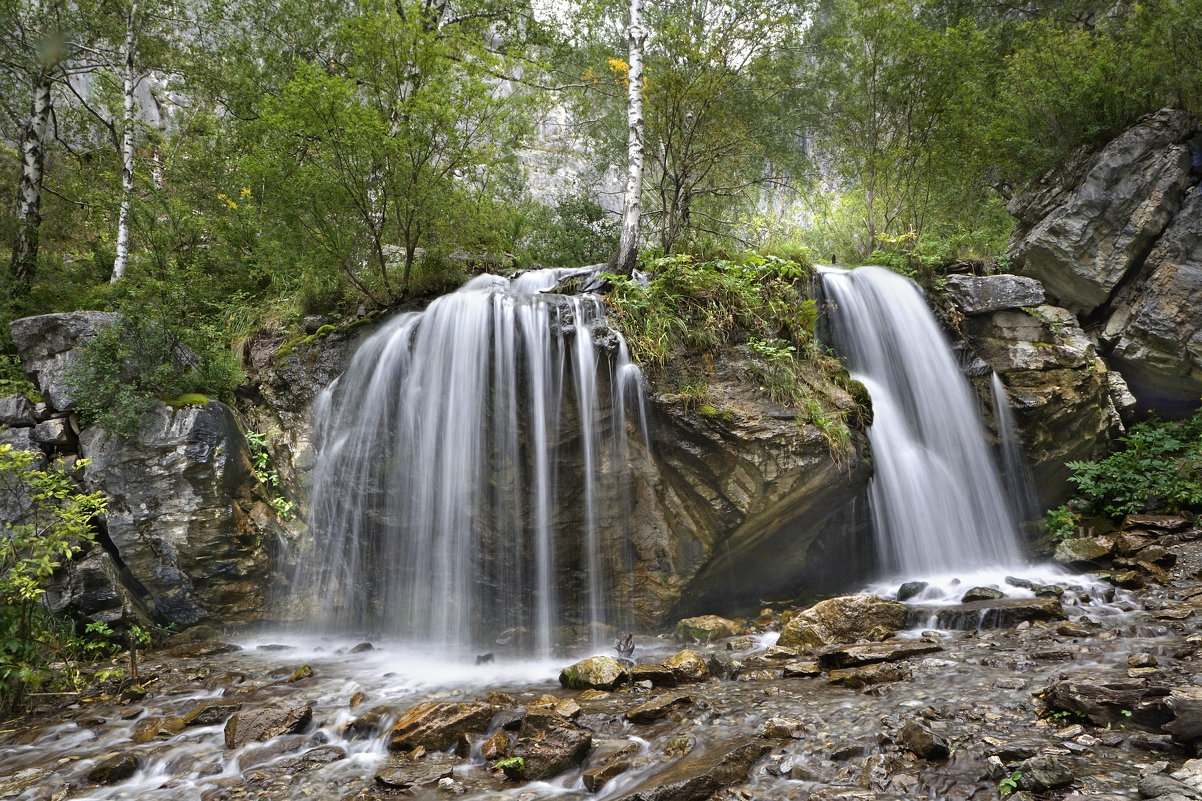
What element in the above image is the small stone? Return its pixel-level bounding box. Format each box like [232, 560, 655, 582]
[1057, 622, 1094, 637]
[663, 735, 697, 757]
[897, 581, 928, 602]
[577, 689, 610, 701]
[350, 642, 374, 653]
[287, 665, 313, 682]
[582, 758, 630, 792]
[1111, 570, 1145, 589]
[182, 700, 242, 727]
[1129, 653, 1159, 668]
[481, 730, 509, 760]
[350, 691, 365, 707]
[782, 660, 822, 678]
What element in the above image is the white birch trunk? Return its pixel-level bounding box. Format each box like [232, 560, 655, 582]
[111, 1, 138, 283]
[9, 70, 53, 288]
[611, 0, 646, 276]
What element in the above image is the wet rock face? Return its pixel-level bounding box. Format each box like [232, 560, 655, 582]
[42, 549, 152, 628]
[629, 345, 872, 623]
[78, 401, 273, 626]
[1006, 107, 1202, 415]
[944, 274, 1045, 314]
[508, 711, 592, 781]
[958, 301, 1126, 505]
[8, 312, 119, 410]
[616, 739, 769, 801]
[674, 615, 741, 644]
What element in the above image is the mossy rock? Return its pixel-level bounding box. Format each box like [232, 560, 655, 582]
[559, 656, 630, 691]
[697, 405, 734, 424]
[496, 756, 525, 780]
[167, 393, 210, 408]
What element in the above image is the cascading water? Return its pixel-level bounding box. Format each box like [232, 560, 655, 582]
[291, 269, 649, 655]
[818, 266, 1025, 577]
[991, 372, 1040, 530]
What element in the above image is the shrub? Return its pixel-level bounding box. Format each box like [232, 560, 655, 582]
[0, 446, 106, 715]
[1064, 410, 1202, 518]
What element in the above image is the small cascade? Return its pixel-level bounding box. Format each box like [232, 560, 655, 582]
[291, 269, 649, 655]
[818, 266, 1024, 577]
[990, 372, 1040, 530]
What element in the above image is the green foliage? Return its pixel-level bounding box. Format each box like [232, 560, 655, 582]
[244, 430, 296, 521]
[64, 276, 244, 438]
[1042, 505, 1078, 542]
[0, 446, 106, 714]
[998, 770, 1021, 795]
[519, 195, 618, 268]
[1065, 410, 1202, 518]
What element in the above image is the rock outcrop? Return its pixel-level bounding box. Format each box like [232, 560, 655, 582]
[1007, 108, 1202, 415]
[78, 401, 273, 626]
[8, 311, 276, 629]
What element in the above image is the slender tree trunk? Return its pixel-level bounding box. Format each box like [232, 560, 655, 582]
[610, 0, 646, 277]
[111, 2, 138, 283]
[9, 70, 53, 293]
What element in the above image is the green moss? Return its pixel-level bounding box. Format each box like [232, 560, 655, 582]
[166, 393, 210, 408]
[697, 405, 734, 423]
[496, 756, 525, 780]
[275, 322, 342, 361]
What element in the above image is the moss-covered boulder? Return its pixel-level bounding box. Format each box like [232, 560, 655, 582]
[1053, 536, 1114, 566]
[664, 649, 710, 684]
[559, 656, 630, 691]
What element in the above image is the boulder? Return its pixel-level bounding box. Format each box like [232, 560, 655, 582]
[909, 597, 1067, 630]
[584, 758, 632, 792]
[560, 656, 630, 691]
[132, 716, 185, 744]
[816, 641, 941, 670]
[78, 400, 272, 626]
[945, 274, 1045, 314]
[0, 394, 37, 427]
[507, 711, 592, 781]
[761, 717, 804, 739]
[345, 706, 398, 740]
[1102, 188, 1202, 412]
[387, 701, 494, 752]
[375, 752, 457, 790]
[9, 311, 119, 411]
[900, 721, 949, 760]
[626, 693, 693, 724]
[897, 581, 927, 602]
[42, 549, 152, 628]
[33, 417, 71, 448]
[630, 663, 678, 688]
[1008, 108, 1200, 315]
[615, 739, 769, 801]
[961, 586, 1004, 603]
[1054, 537, 1114, 566]
[1016, 754, 1074, 792]
[674, 615, 740, 644]
[87, 752, 140, 785]
[224, 704, 313, 749]
[664, 650, 710, 684]
[183, 700, 242, 727]
[778, 595, 907, 649]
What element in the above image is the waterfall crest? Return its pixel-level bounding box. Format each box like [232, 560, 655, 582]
[819, 266, 1024, 577]
[292, 269, 648, 654]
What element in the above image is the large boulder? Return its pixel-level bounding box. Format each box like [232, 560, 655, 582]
[387, 702, 494, 752]
[505, 711, 592, 781]
[42, 549, 152, 627]
[944, 274, 1044, 314]
[1102, 188, 1202, 413]
[9, 312, 119, 411]
[78, 400, 273, 626]
[778, 594, 907, 649]
[560, 656, 630, 691]
[224, 704, 312, 749]
[1008, 108, 1200, 315]
[615, 739, 769, 801]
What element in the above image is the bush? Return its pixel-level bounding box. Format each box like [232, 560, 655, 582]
[0, 446, 106, 715]
[65, 278, 244, 438]
[1064, 410, 1202, 518]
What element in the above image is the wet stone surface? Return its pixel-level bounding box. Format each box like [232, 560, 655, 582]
[5, 564, 1202, 801]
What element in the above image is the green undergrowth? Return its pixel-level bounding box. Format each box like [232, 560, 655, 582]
[604, 252, 861, 455]
[1043, 407, 1202, 539]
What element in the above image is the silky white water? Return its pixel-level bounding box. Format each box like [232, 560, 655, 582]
[819, 266, 1025, 577]
[291, 268, 648, 655]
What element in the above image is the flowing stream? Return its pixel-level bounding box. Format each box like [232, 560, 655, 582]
[819, 266, 1026, 580]
[290, 269, 648, 655]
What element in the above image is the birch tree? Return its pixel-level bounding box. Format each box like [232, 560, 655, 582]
[109, 0, 139, 283]
[610, 0, 646, 276]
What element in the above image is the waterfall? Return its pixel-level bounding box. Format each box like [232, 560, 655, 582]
[991, 373, 1040, 531]
[818, 266, 1024, 577]
[292, 269, 648, 655]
